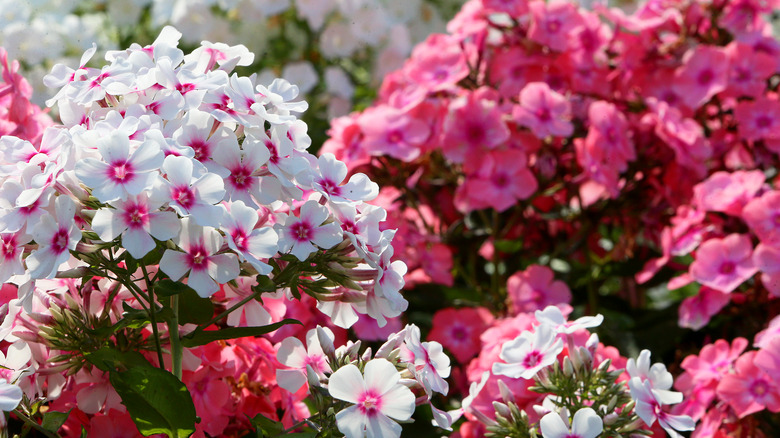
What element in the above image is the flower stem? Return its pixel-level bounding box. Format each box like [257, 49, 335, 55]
[12, 409, 60, 438]
[170, 294, 182, 380]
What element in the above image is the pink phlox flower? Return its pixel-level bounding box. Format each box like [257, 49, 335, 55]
[492, 323, 564, 379]
[0, 230, 31, 283]
[507, 264, 572, 314]
[276, 200, 343, 261]
[402, 324, 451, 395]
[0, 129, 66, 175]
[482, 0, 529, 15]
[365, 284, 408, 328]
[716, 351, 780, 418]
[454, 149, 537, 213]
[755, 314, 780, 348]
[220, 200, 278, 275]
[488, 49, 545, 98]
[586, 100, 634, 163]
[689, 233, 757, 293]
[276, 327, 334, 393]
[742, 190, 780, 245]
[677, 286, 731, 330]
[303, 153, 379, 204]
[539, 407, 603, 438]
[441, 90, 510, 163]
[428, 307, 494, 364]
[331, 203, 386, 252]
[159, 217, 239, 298]
[673, 46, 729, 109]
[679, 337, 748, 391]
[721, 0, 771, 35]
[26, 196, 82, 280]
[627, 350, 673, 391]
[366, 245, 407, 310]
[156, 57, 227, 111]
[755, 336, 780, 382]
[91, 193, 180, 259]
[75, 130, 164, 204]
[316, 287, 364, 329]
[734, 96, 780, 142]
[405, 34, 469, 92]
[647, 100, 712, 176]
[513, 82, 573, 139]
[223, 276, 273, 327]
[693, 170, 764, 216]
[328, 359, 416, 438]
[534, 305, 603, 335]
[752, 242, 780, 296]
[628, 377, 694, 438]
[255, 125, 309, 190]
[528, 1, 583, 52]
[0, 163, 54, 234]
[152, 155, 226, 227]
[725, 42, 776, 98]
[359, 105, 430, 162]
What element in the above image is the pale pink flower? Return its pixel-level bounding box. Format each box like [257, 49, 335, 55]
[159, 217, 239, 297]
[441, 91, 510, 163]
[359, 105, 430, 162]
[716, 351, 780, 418]
[540, 407, 603, 438]
[755, 337, 780, 381]
[693, 170, 764, 216]
[752, 243, 780, 296]
[328, 359, 415, 438]
[492, 323, 563, 379]
[276, 200, 343, 261]
[678, 287, 731, 330]
[629, 377, 694, 437]
[507, 265, 572, 314]
[91, 194, 180, 259]
[743, 190, 780, 245]
[755, 315, 780, 348]
[527, 1, 582, 52]
[403, 324, 450, 395]
[428, 307, 493, 364]
[223, 277, 272, 328]
[689, 234, 757, 293]
[513, 82, 573, 139]
[405, 34, 469, 92]
[276, 327, 334, 393]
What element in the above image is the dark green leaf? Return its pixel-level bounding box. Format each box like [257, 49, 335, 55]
[84, 347, 152, 372]
[154, 279, 198, 297]
[110, 366, 196, 438]
[250, 413, 284, 437]
[181, 319, 300, 348]
[41, 409, 72, 432]
[177, 288, 215, 325]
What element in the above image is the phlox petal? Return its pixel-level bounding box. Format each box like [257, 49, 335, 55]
[0, 380, 22, 412]
[366, 412, 402, 438]
[188, 268, 219, 298]
[379, 384, 415, 421]
[92, 208, 124, 241]
[207, 253, 239, 284]
[363, 359, 401, 400]
[335, 405, 368, 438]
[122, 227, 156, 259]
[160, 250, 190, 281]
[328, 364, 365, 404]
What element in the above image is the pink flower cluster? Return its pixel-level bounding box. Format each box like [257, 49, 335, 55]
[0, 48, 51, 146]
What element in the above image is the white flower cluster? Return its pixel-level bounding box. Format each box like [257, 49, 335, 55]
[0, 0, 452, 115]
[0, 26, 407, 327]
[276, 324, 453, 438]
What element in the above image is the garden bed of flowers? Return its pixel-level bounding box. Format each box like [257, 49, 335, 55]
[1, 0, 780, 437]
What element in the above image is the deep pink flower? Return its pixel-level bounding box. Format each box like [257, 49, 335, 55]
[690, 234, 757, 293]
[725, 42, 776, 99]
[743, 190, 780, 245]
[752, 243, 780, 297]
[405, 34, 469, 92]
[506, 265, 571, 314]
[527, 1, 582, 52]
[454, 149, 537, 212]
[716, 351, 780, 418]
[678, 286, 731, 330]
[441, 90, 510, 163]
[693, 170, 764, 216]
[359, 105, 430, 162]
[734, 97, 780, 142]
[428, 307, 494, 364]
[679, 338, 748, 387]
[673, 46, 729, 109]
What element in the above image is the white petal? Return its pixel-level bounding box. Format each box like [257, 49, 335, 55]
[276, 369, 307, 393]
[335, 405, 367, 438]
[377, 384, 415, 421]
[121, 228, 156, 259]
[312, 222, 343, 249]
[148, 211, 181, 241]
[91, 207, 125, 241]
[187, 268, 219, 297]
[365, 413, 402, 438]
[208, 253, 239, 284]
[539, 411, 569, 438]
[328, 364, 365, 404]
[0, 381, 23, 412]
[363, 359, 400, 398]
[160, 250, 190, 281]
[571, 408, 603, 438]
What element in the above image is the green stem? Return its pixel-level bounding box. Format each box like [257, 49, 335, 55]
[140, 264, 165, 370]
[11, 409, 60, 438]
[170, 295, 182, 380]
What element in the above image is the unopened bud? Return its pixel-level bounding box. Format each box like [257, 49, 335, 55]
[56, 266, 92, 278]
[497, 379, 515, 403]
[305, 364, 321, 388]
[562, 356, 575, 377]
[345, 340, 362, 361]
[578, 346, 593, 370]
[607, 395, 618, 412]
[361, 347, 373, 362]
[492, 401, 511, 419]
[603, 412, 619, 426]
[316, 326, 336, 360]
[64, 293, 80, 311]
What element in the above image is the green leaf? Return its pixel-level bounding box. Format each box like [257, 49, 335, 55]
[84, 347, 152, 372]
[250, 413, 284, 437]
[154, 279, 197, 297]
[41, 409, 72, 432]
[181, 319, 300, 348]
[176, 288, 215, 325]
[110, 366, 196, 438]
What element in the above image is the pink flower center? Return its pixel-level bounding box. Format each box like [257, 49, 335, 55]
[719, 261, 736, 275]
[492, 172, 509, 188]
[1, 235, 18, 259]
[232, 229, 248, 252]
[109, 160, 134, 182]
[546, 20, 561, 33]
[387, 130, 403, 144]
[230, 166, 252, 189]
[756, 116, 772, 129]
[522, 350, 543, 368]
[51, 228, 70, 253]
[265, 140, 280, 165]
[697, 69, 714, 86]
[290, 222, 313, 242]
[189, 139, 210, 161]
[751, 379, 769, 397]
[358, 390, 383, 416]
[177, 82, 196, 95]
[187, 244, 209, 270]
[318, 178, 342, 197]
[172, 186, 195, 210]
[452, 326, 467, 341]
[536, 107, 552, 122]
[123, 202, 149, 229]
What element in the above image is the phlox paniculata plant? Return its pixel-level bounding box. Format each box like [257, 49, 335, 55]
[0, 26, 413, 436]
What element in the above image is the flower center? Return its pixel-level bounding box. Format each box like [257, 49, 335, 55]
[51, 228, 70, 253]
[172, 186, 195, 209]
[522, 350, 543, 368]
[719, 261, 736, 275]
[291, 222, 313, 242]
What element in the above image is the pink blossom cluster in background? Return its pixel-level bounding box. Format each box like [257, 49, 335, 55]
[0, 48, 51, 146]
[322, 0, 780, 435]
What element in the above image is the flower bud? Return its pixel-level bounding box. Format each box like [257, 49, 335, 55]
[562, 356, 575, 377]
[497, 379, 515, 403]
[361, 346, 373, 362]
[492, 401, 511, 419]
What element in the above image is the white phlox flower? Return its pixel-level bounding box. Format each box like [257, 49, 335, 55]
[539, 407, 603, 438]
[492, 323, 563, 380]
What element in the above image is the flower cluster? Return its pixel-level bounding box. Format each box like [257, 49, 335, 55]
[0, 48, 51, 146]
[0, 27, 408, 435]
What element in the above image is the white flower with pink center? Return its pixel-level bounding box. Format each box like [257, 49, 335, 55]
[276, 200, 343, 261]
[91, 194, 180, 259]
[629, 377, 694, 438]
[306, 153, 379, 204]
[220, 201, 278, 275]
[153, 155, 226, 227]
[212, 130, 272, 208]
[75, 130, 163, 203]
[534, 305, 604, 334]
[0, 231, 31, 283]
[25, 196, 82, 280]
[172, 109, 236, 168]
[539, 407, 603, 438]
[0, 164, 54, 234]
[328, 358, 415, 438]
[159, 217, 239, 298]
[0, 379, 22, 413]
[492, 323, 563, 379]
[276, 327, 335, 393]
[403, 324, 450, 395]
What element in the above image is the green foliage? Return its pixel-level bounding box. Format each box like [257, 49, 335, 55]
[180, 319, 301, 348]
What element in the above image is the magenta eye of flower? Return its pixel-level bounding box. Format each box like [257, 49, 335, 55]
[232, 230, 248, 251]
[172, 186, 195, 209]
[189, 139, 210, 161]
[522, 350, 543, 368]
[265, 140, 280, 162]
[188, 246, 208, 267]
[756, 116, 772, 129]
[1, 237, 17, 258]
[177, 82, 196, 94]
[465, 124, 484, 142]
[358, 391, 383, 415]
[290, 222, 313, 242]
[341, 221, 358, 234]
[451, 326, 468, 341]
[51, 228, 70, 253]
[536, 107, 552, 122]
[387, 130, 403, 144]
[19, 200, 39, 215]
[719, 261, 736, 275]
[697, 69, 714, 85]
[546, 20, 561, 33]
[318, 178, 341, 196]
[230, 167, 252, 189]
[110, 161, 133, 181]
[492, 172, 509, 188]
[751, 380, 769, 397]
